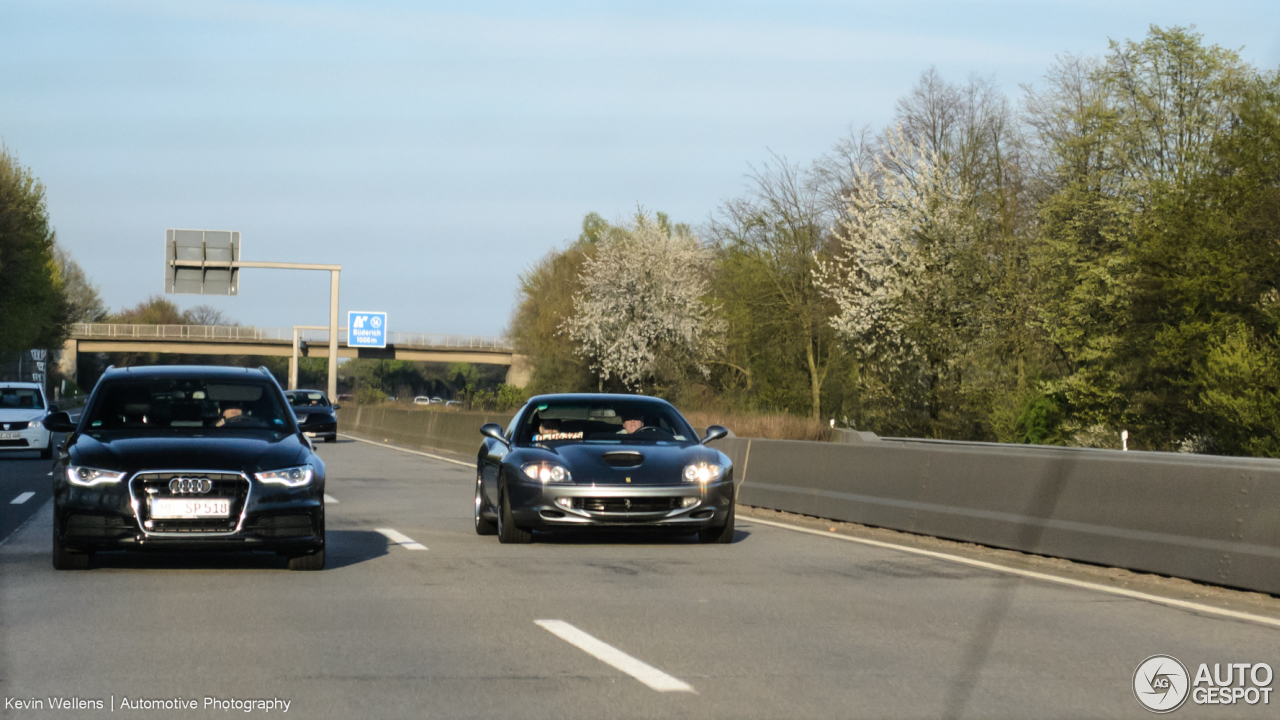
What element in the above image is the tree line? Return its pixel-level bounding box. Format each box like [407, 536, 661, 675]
[510, 26, 1280, 456]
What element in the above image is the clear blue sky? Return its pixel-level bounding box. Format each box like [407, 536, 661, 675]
[3, 1, 1278, 337]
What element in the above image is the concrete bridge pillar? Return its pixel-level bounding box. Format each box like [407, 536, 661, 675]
[57, 338, 78, 385]
[505, 354, 532, 388]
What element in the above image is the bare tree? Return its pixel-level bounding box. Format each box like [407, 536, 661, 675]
[183, 305, 238, 327]
[711, 154, 843, 420]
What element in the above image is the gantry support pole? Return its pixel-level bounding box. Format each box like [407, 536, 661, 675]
[290, 325, 330, 390]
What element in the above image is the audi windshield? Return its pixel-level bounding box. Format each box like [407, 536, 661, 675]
[83, 378, 292, 433]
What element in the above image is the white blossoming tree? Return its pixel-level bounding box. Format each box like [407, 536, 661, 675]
[817, 128, 974, 352]
[816, 127, 982, 430]
[564, 213, 723, 391]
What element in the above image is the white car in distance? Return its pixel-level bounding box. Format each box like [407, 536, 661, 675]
[0, 382, 54, 459]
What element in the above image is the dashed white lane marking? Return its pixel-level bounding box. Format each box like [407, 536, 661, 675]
[535, 620, 695, 693]
[375, 527, 427, 551]
[10, 492, 35, 505]
[746, 516, 1280, 630]
[338, 434, 472, 467]
[324, 494, 338, 504]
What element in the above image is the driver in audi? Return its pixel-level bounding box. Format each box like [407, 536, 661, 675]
[215, 403, 244, 427]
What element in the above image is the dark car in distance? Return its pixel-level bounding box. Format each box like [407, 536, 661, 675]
[475, 394, 735, 544]
[284, 389, 339, 443]
[43, 365, 327, 571]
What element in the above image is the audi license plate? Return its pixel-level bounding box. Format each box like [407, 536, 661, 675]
[0, 432, 20, 440]
[150, 498, 231, 519]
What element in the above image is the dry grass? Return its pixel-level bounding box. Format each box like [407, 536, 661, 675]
[681, 410, 832, 442]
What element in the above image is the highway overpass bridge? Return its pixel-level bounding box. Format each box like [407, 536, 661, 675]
[59, 323, 531, 386]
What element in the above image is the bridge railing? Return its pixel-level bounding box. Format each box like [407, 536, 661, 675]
[70, 324, 512, 352]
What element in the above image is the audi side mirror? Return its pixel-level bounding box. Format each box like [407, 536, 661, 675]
[44, 411, 76, 433]
[702, 425, 729, 443]
[480, 423, 508, 445]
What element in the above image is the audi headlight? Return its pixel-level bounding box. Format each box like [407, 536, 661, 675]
[67, 467, 126, 487]
[255, 464, 314, 488]
[521, 462, 571, 483]
[682, 463, 724, 483]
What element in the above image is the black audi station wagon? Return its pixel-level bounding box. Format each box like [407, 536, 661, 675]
[45, 365, 326, 570]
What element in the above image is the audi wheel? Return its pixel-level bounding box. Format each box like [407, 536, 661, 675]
[52, 517, 89, 570]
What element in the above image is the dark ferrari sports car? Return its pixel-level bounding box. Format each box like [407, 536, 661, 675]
[43, 365, 327, 571]
[475, 394, 735, 543]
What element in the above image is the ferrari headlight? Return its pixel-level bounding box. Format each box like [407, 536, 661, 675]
[521, 462, 571, 483]
[255, 464, 314, 488]
[682, 463, 723, 483]
[67, 467, 126, 487]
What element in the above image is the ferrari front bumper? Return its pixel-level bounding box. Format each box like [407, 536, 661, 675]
[506, 479, 735, 530]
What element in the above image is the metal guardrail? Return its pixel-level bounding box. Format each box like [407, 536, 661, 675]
[69, 324, 513, 352]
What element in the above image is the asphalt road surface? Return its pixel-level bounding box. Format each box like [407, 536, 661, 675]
[2, 437, 1278, 719]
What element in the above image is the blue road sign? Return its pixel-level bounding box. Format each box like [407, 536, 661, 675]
[347, 311, 387, 349]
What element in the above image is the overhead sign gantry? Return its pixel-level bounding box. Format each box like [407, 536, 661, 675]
[164, 229, 343, 399]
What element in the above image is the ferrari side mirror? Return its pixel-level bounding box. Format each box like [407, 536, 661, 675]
[702, 425, 729, 443]
[480, 423, 509, 446]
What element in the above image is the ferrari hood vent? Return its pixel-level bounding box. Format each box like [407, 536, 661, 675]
[602, 451, 644, 468]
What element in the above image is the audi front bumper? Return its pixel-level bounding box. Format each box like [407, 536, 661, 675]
[53, 471, 324, 555]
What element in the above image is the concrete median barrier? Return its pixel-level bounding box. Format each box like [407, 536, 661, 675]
[710, 436, 1280, 596]
[342, 406, 514, 459]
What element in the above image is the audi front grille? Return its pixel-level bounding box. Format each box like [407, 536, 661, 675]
[130, 471, 250, 534]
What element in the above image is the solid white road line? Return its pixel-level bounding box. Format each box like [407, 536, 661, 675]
[375, 527, 427, 551]
[10, 492, 35, 505]
[746, 516, 1280, 630]
[535, 620, 695, 693]
[324, 494, 339, 504]
[338, 433, 472, 468]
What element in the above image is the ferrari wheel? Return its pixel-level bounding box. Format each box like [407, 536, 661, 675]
[698, 501, 736, 544]
[475, 475, 497, 536]
[497, 483, 532, 544]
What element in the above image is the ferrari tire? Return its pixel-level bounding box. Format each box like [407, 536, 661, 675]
[698, 501, 736, 544]
[475, 475, 497, 536]
[497, 484, 532, 544]
[52, 519, 90, 570]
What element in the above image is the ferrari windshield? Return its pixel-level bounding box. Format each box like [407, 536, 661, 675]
[516, 400, 696, 445]
[84, 378, 291, 432]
